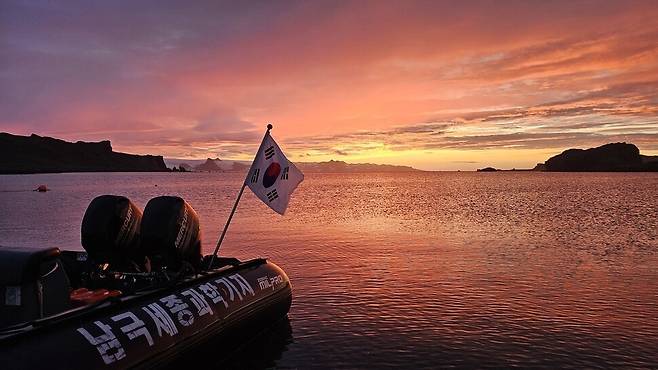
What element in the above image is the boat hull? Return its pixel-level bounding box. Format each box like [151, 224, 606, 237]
[0, 259, 292, 369]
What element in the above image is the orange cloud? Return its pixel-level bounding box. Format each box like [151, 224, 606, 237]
[1, 1, 657, 169]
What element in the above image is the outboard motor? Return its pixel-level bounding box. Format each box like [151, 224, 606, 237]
[81, 195, 144, 271]
[140, 196, 202, 272]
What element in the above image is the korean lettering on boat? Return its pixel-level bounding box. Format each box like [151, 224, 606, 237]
[76, 273, 255, 365]
[160, 294, 195, 327]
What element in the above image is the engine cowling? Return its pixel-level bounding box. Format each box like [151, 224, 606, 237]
[81, 195, 143, 270]
[140, 196, 202, 271]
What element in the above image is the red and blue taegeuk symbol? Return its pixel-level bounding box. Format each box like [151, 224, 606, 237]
[263, 162, 281, 188]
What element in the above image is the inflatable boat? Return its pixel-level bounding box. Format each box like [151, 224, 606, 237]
[0, 195, 292, 369]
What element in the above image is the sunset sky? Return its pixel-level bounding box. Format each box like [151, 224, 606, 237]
[1, 1, 657, 170]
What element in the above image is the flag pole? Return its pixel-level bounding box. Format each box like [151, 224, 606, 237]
[208, 123, 272, 269]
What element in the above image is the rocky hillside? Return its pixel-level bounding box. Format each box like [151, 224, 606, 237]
[0, 133, 168, 174]
[537, 142, 658, 172]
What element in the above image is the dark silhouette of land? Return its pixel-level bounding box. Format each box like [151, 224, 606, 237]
[0, 133, 421, 174]
[536, 143, 658, 172]
[477, 143, 658, 172]
[11, 134, 652, 174]
[0, 133, 168, 174]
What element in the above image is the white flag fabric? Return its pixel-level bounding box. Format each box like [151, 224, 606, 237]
[246, 132, 304, 215]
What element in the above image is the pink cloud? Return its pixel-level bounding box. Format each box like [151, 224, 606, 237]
[1, 1, 657, 167]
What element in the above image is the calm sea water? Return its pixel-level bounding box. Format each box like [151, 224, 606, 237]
[1, 172, 657, 368]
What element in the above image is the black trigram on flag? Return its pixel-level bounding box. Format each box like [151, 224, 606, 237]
[266, 189, 279, 202]
[264, 146, 275, 160]
[280, 166, 289, 180]
[250, 168, 260, 183]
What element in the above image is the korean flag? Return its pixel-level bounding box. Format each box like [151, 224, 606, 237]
[246, 131, 304, 215]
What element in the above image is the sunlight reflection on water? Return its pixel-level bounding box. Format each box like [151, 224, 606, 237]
[1, 172, 657, 368]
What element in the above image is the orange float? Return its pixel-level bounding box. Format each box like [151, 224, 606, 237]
[70, 288, 121, 306]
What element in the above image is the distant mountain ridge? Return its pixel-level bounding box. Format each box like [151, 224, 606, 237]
[193, 158, 249, 172]
[0, 133, 168, 174]
[166, 158, 420, 173]
[297, 160, 419, 173]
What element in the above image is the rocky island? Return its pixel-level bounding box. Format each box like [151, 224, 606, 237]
[0, 133, 168, 174]
[536, 142, 658, 172]
[476, 143, 658, 172]
[192, 158, 249, 172]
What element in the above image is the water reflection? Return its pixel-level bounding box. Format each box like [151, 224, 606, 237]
[1, 172, 657, 368]
[164, 317, 293, 370]
[219, 317, 294, 370]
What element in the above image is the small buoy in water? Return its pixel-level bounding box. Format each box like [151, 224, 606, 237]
[34, 185, 49, 192]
